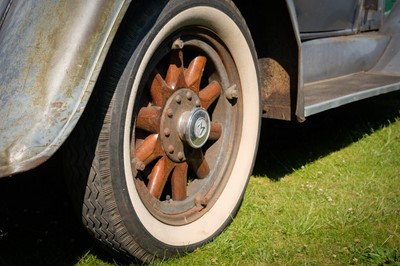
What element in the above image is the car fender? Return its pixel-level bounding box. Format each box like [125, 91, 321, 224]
[0, 0, 131, 177]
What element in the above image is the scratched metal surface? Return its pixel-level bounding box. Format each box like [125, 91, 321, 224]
[0, 0, 130, 177]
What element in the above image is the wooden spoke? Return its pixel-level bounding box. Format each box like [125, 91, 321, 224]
[147, 156, 175, 199]
[150, 72, 173, 107]
[188, 149, 210, 179]
[199, 81, 221, 110]
[136, 106, 162, 133]
[185, 56, 207, 94]
[209, 122, 222, 141]
[171, 163, 188, 201]
[165, 50, 187, 90]
[134, 134, 163, 167]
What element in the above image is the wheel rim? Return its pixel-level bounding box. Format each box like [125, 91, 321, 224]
[131, 28, 243, 225]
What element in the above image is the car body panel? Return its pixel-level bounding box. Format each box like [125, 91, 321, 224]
[0, 0, 398, 178]
[294, 0, 386, 40]
[0, 0, 130, 177]
[0, 1, 12, 25]
[294, 0, 359, 33]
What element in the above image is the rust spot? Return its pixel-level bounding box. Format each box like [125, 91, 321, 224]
[51, 101, 64, 108]
[259, 58, 291, 120]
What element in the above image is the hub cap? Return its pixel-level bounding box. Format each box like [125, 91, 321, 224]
[180, 107, 210, 149]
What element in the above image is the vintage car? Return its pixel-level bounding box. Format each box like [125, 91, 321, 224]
[1, 0, 399, 262]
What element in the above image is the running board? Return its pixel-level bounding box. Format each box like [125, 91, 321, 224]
[304, 73, 400, 117]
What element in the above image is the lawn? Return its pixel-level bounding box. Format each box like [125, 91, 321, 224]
[0, 92, 399, 265]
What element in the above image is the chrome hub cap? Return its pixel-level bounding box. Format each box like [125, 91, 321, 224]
[179, 107, 210, 149]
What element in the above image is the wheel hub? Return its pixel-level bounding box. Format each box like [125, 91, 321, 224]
[160, 89, 210, 162]
[179, 108, 210, 149]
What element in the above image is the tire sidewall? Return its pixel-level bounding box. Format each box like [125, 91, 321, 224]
[109, 0, 260, 255]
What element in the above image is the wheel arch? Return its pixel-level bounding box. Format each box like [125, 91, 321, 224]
[233, 0, 303, 121]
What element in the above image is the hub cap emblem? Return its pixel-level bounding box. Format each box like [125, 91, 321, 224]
[183, 108, 210, 148]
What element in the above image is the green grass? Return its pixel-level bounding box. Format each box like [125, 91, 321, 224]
[159, 115, 400, 265]
[0, 92, 399, 265]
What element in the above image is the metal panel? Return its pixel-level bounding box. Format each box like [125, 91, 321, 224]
[304, 73, 400, 116]
[0, 0, 130, 177]
[371, 1, 400, 75]
[302, 32, 390, 83]
[359, 0, 385, 31]
[294, 0, 358, 33]
[0, 0, 12, 28]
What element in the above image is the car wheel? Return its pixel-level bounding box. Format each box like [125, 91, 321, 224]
[66, 0, 260, 262]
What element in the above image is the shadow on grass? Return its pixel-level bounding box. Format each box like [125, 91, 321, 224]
[0, 154, 119, 266]
[253, 91, 400, 180]
[0, 92, 398, 266]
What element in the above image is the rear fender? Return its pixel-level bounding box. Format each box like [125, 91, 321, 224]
[0, 0, 131, 177]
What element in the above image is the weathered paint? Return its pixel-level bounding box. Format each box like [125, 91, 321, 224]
[0, 0, 131, 177]
[0, 1, 12, 28]
[294, 0, 359, 33]
[285, 0, 304, 121]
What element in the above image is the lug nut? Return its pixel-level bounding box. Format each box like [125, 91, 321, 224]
[166, 195, 171, 203]
[164, 128, 171, 137]
[186, 91, 192, 100]
[168, 145, 175, 154]
[225, 84, 239, 100]
[195, 194, 208, 209]
[132, 158, 145, 171]
[195, 99, 201, 107]
[177, 152, 184, 161]
[172, 38, 184, 50]
[167, 108, 174, 118]
[175, 95, 182, 104]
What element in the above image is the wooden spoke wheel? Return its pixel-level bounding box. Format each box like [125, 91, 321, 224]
[132, 31, 242, 225]
[65, 0, 260, 262]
